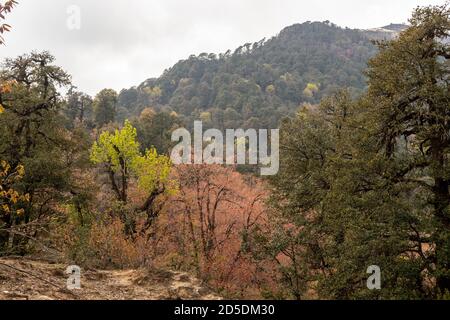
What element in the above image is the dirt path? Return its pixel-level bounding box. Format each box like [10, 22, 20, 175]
[0, 258, 220, 300]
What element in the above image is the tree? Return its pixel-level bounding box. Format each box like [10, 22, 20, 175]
[164, 164, 269, 297]
[0, 52, 71, 168]
[64, 87, 93, 126]
[0, 0, 17, 45]
[0, 0, 16, 111]
[133, 108, 182, 155]
[253, 92, 356, 299]
[302, 83, 319, 99]
[91, 120, 140, 203]
[364, 2, 450, 295]
[0, 52, 90, 253]
[0, 80, 14, 113]
[258, 3, 450, 299]
[133, 148, 174, 230]
[93, 89, 118, 127]
[0, 160, 29, 251]
[90, 120, 175, 227]
[115, 21, 377, 129]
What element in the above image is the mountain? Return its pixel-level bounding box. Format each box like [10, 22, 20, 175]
[362, 23, 409, 40]
[383, 23, 409, 32]
[117, 21, 380, 129]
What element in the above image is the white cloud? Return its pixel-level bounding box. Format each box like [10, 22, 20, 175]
[0, 0, 444, 95]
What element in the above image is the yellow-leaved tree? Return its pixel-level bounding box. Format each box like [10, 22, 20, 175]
[90, 120, 176, 228]
[0, 160, 30, 250]
[0, 80, 16, 113]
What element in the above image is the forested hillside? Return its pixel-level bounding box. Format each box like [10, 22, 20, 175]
[1, 1, 450, 301]
[117, 22, 377, 129]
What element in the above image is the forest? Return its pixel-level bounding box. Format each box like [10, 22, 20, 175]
[0, 1, 450, 300]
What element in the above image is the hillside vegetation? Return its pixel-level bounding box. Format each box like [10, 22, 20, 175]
[116, 21, 378, 129]
[1, 2, 449, 300]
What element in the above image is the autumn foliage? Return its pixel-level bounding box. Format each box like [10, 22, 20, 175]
[0, 0, 17, 45]
[156, 165, 273, 297]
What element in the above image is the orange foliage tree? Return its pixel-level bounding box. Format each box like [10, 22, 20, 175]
[157, 165, 276, 298]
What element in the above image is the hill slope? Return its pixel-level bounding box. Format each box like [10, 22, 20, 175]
[0, 258, 220, 300]
[117, 21, 378, 128]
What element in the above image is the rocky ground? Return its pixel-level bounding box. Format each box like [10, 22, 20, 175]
[0, 258, 220, 300]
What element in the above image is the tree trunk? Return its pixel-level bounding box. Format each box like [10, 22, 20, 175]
[431, 138, 450, 294]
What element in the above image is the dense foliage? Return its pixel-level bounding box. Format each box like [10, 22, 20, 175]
[116, 21, 377, 130]
[0, 0, 449, 300]
[256, 3, 450, 299]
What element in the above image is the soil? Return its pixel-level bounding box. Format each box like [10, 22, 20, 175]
[0, 257, 221, 300]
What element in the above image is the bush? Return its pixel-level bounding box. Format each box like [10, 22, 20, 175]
[56, 205, 155, 269]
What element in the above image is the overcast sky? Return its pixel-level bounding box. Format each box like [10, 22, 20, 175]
[0, 0, 444, 95]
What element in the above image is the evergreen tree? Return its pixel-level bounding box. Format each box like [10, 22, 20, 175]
[256, 3, 450, 299]
[94, 89, 118, 127]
